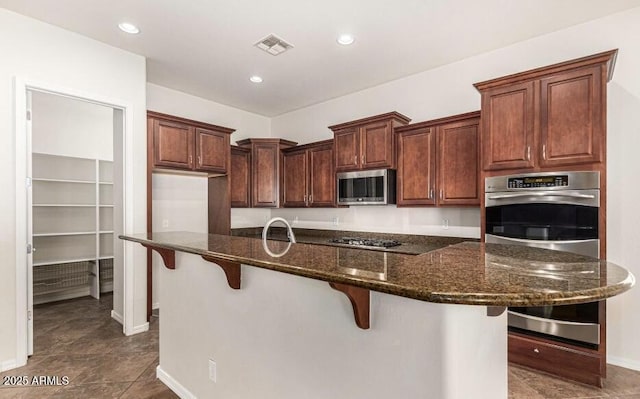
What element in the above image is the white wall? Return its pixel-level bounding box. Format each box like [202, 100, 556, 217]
[271, 7, 640, 369]
[146, 84, 271, 305]
[31, 92, 114, 161]
[0, 8, 147, 369]
[159, 251, 506, 399]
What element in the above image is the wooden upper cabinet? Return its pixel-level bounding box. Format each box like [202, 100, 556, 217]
[481, 82, 535, 171]
[230, 146, 251, 208]
[237, 138, 297, 208]
[281, 140, 335, 208]
[281, 149, 308, 207]
[437, 117, 480, 205]
[153, 119, 194, 169]
[474, 49, 616, 172]
[196, 128, 229, 173]
[539, 66, 603, 167]
[396, 111, 480, 207]
[334, 128, 359, 171]
[397, 126, 436, 206]
[308, 142, 335, 207]
[329, 112, 410, 172]
[148, 111, 234, 174]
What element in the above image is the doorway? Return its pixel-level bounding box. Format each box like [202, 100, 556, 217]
[14, 79, 137, 366]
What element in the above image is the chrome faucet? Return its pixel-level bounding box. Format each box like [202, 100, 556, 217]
[262, 217, 296, 243]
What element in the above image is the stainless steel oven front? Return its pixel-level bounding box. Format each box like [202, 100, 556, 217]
[484, 171, 601, 347]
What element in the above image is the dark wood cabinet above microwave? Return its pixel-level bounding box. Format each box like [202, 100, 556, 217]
[148, 111, 235, 174]
[329, 112, 411, 172]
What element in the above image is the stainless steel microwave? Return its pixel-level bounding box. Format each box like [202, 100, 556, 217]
[337, 169, 396, 205]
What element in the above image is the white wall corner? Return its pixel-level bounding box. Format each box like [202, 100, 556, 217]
[157, 365, 197, 399]
[152, 302, 160, 310]
[110, 309, 124, 325]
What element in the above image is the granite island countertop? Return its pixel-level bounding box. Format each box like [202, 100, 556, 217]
[121, 231, 634, 307]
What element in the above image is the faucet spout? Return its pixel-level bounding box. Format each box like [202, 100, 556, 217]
[262, 217, 296, 243]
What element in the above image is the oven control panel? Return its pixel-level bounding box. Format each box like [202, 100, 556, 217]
[507, 175, 568, 188]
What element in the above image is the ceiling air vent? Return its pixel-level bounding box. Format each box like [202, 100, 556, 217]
[254, 34, 294, 56]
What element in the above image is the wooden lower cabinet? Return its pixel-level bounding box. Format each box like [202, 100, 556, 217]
[282, 140, 335, 208]
[395, 111, 480, 206]
[509, 332, 604, 387]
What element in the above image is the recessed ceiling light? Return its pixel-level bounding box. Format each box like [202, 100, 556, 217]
[337, 34, 355, 45]
[249, 76, 263, 83]
[118, 22, 140, 34]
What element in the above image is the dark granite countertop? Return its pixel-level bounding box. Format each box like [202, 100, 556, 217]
[121, 231, 634, 307]
[231, 227, 471, 255]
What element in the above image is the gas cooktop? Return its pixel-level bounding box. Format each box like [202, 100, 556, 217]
[328, 237, 402, 248]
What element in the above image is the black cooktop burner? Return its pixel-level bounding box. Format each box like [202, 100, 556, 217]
[329, 237, 402, 248]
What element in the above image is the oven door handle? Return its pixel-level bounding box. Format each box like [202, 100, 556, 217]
[487, 192, 596, 200]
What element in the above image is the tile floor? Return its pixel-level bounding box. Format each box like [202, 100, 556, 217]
[0, 294, 176, 399]
[1, 295, 639, 398]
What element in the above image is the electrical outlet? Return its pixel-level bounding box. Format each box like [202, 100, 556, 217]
[332, 217, 339, 226]
[208, 359, 217, 382]
[162, 219, 169, 228]
[442, 219, 449, 229]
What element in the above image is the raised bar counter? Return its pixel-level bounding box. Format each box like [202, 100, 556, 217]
[121, 231, 633, 307]
[120, 231, 634, 399]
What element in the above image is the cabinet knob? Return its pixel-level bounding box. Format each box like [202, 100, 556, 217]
[354, 155, 357, 165]
[429, 189, 434, 199]
[533, 348, 540, 353]
[542, 144, 547, 160]
[440, 189, 444, 200]
[362, 154, 365, 164]
[526, 146, 531, 161]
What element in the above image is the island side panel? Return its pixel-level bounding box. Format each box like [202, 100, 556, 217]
[157, 252, 507, 399]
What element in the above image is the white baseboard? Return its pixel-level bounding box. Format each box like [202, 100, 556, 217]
[1, 359, 17, 372]
[157, 365, 197, 399]
[129, 322, 149, 335]
[111, 310, 124, 324]
[152, 302, 160, 310]
[608, 356, 640, 371]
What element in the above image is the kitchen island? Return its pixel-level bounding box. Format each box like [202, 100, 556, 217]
[121, 232, 634, 399]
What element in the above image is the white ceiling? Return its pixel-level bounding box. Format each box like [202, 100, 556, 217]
[2, 0, 640, 116]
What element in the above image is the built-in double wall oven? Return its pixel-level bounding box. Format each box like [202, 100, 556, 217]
[485, 171, 601, 348]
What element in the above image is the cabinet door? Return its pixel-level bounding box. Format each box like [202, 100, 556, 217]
[309, 144, 335, 207]
[539, 66, 603, 167]
[437, 118, 480, 206]
[481, 81, 535, 170]
[334, 128, 359, 172]
[195, 128, 229, 173]
[153, 119, 194, 169]
[252, 143, 280, 207]
[281, 149, 308, 207]
[360, 121, 394, 169]
[230, 147, 251, 208]
[397, 127, 436, 206]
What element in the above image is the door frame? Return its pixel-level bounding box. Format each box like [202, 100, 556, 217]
[14, 77, 139, 366]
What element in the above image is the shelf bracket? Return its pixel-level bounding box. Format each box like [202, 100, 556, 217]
[142, 244, 175, 270]
[486, 306, 507, 317]
[202, 256, 241, 289]
[329, 282, 370, 329]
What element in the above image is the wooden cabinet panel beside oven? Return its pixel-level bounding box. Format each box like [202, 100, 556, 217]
[396, 111, 480, 206]
[282, 140, 335, 208]
[475, 50, 616, 172]
[149, 111, 233, 174]
[329, 111, 411, 172]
